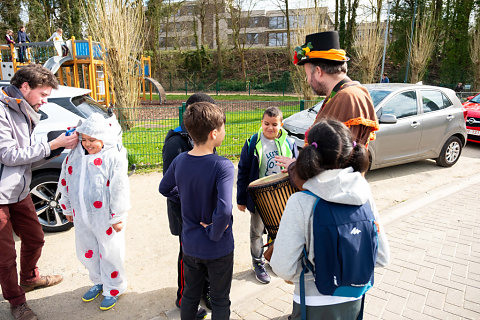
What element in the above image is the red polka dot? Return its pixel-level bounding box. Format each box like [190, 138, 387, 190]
[94, 158, 102, 166]
[61, 179, 66, 186]
[93, 201, 103, 208]
[111, 271, 118, 278]
[106, 180, 110, 187]
[110, 289, 119, 296]
[111, 213, 115, 217]
[85, 250, 93, 258]
[66, 186, 69, 192]
[66, 156, 69, 164]
[73, 209, 75, 217]
[61, 204, 66, 210]
[106, 227, 113, 235]
[100, 253, 102, 259]
[68, 166, 73, 174]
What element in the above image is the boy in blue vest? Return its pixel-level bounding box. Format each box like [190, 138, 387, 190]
[237, 106, 298, 284]
[160, 101, 235, 319]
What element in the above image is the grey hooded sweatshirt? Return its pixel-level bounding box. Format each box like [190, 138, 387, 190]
[0, 85, 51, 204]
[270, 167, 390, 306]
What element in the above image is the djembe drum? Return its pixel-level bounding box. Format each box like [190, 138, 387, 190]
[247, 172, 298, 239]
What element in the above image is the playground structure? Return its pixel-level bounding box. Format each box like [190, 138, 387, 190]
[0, 36, 166, 106]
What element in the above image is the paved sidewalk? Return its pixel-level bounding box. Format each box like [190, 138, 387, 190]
[176, 179, 480, 320]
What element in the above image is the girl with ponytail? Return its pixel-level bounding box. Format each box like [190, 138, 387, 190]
[270, 119, 390, 320]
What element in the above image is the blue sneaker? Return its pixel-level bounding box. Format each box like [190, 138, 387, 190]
[82, 284, 103, 302]
[100, 296, 117, 311]
[253, 262, 271, 284]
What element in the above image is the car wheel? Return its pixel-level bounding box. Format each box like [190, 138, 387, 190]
[435, 136, 462, 167]
[30, 171, 73, 232]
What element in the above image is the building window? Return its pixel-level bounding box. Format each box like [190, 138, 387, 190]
[269, 16, 285, 29]
[246, 33, 259, 44]
[249, 16, 261, 27]
[290, 15, 305, 28]
[268, 32, 286, 46]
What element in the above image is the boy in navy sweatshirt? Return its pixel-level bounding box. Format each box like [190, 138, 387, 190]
[160, 101, 234, 320]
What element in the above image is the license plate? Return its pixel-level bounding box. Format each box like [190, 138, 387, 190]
[467, 129, 480, 136]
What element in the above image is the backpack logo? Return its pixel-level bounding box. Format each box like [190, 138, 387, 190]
[350, 227, 362, 235]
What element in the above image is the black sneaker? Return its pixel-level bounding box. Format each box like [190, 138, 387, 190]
[253, 262, 271, 284]
[196, 307, 207, 319]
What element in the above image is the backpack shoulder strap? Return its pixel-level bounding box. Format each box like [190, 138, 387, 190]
[247, 133, 258, 156]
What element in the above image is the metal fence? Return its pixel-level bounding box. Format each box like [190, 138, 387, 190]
[119, 100, 316, 168]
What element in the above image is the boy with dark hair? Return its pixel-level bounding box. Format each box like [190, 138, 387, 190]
[237, 106, 298, 284]
[160, 101, 234, 320]
[161, 93, 215, 316]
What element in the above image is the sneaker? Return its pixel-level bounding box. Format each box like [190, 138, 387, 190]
[100, 296, 117, 311]
[20, 275, 63, 292]
[196, 307, 207, 319]
[10, 303, 38, 320]
[253, 262, 271, 284]
[82, 284, 103, 302]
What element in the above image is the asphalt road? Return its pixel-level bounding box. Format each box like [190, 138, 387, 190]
[1, 142, 480, 320]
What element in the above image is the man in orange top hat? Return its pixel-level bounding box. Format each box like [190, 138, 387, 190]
[294, 31, 379, 145]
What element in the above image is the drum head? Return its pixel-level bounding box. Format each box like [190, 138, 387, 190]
[248, 172, 290, 188]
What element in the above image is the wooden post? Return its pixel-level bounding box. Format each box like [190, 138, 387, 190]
[88, 36, 97, 100]
[66, 67, 72, 86]
[71, 37, 79, 88]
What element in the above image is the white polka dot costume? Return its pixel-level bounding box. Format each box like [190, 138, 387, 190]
[58, 113, 130, 298]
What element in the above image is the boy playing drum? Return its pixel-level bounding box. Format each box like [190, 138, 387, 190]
[236, 106, 298, 284]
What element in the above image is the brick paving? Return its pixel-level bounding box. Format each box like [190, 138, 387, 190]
[225, 182, 480, 320]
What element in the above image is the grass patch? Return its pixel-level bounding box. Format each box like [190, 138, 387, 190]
[123, 100, 310, 168]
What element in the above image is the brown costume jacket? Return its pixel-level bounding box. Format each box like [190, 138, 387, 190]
[308, 80, 379, 145]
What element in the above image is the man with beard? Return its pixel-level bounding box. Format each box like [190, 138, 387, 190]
[276, 31, 379, 185]
[0, 64, 79, 320]
[295, 31, 379, 145]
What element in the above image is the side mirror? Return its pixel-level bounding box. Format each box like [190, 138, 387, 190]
[379, 114, 397, 124]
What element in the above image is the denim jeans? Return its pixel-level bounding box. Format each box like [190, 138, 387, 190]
[181, 251, 233, 320]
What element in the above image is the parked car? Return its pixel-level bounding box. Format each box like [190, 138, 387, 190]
[461, 93, 480, 143]
[0, 81, 109, 232]
[283, 83, 467, 170]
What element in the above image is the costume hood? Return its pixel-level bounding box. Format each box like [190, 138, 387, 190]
[76, 113, 122, 149]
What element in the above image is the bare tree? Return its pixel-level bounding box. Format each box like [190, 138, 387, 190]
[214, 0, 223, 74]
[352, 22, 383, 83]
[84, 0, 145, 130]
[470, 24, 480, 91]
[195, 0, 210, 46]
[290, 4, 329, 100]
[225, 0, 257, 81]
[409, 9, 436, 83]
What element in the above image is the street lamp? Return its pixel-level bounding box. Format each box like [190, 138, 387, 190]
[380, 0, 391, 82]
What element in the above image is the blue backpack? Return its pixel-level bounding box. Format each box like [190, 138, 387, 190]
[300, 191, 378, 319]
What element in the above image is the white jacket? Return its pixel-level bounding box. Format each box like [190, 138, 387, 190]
[270, 167, 390, 306]
[58, 113, 130, 225]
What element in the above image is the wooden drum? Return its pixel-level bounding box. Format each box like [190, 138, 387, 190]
[247, 172, 298, 239]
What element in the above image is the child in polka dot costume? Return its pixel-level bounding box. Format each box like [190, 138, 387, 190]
[58, 112, 130, 311]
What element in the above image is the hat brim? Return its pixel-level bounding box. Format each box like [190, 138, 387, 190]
[297, 56, 350, 66]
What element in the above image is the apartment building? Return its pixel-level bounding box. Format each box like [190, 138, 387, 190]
[158, 2, 334, 49]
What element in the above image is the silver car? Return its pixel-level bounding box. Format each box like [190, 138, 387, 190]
[283, 83, 467, 170]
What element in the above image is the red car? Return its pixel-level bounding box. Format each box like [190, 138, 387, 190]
[463, 93, 480, 143]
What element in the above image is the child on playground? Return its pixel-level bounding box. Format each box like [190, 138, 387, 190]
[159, 101, 234, 320]
[58, 112, 130, 311]
[236, 106, 298, 284]
[270, 119, 390, 319]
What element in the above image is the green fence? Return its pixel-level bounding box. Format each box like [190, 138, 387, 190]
[120, 100, 316, 168]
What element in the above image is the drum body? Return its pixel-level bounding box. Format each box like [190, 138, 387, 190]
[247, 172, 298, 239]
